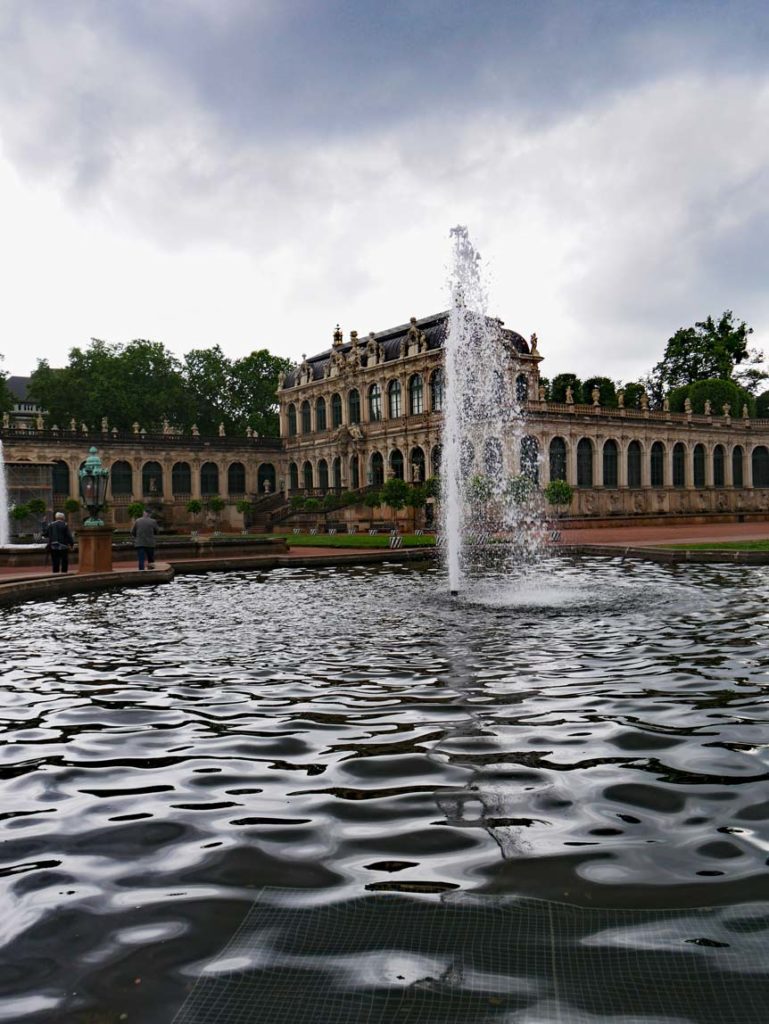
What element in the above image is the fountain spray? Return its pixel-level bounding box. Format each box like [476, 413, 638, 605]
[441, 227, 539, 596]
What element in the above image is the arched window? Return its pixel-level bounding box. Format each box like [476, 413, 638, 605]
[673, 443, 686, 487]
[713, 445, 725, 488]
[303, 461, 313, 491]
[515, 374, 529, 403]
[752, 446, 769, 487]
[228, 462, 246, 495]
[349, 455, 359, 489]
[368, 383, 382, 422]
[732, 446, 744, 487]
[172, 461, 191, 496]
[651, 442, 665, 487]
[142, 461, 163, 496]
[577, 439, 593, 487]
[318, 459, 329, 493]
[52, 460, 71, 495]
[301, 400, 311, 433]
[331, 393, 343, 428]
[111, 460, 133, 496]
[371, 452, 384, 487]
[521, 436, 540, 483]
[431, 444, 442, 477]
[603, 440, 618, 488]
[430, 368, 444, 412]
[627, 441, 642, 488]
[549, 437, 567, 482]
[289, 462, 299, 492]
[287, 404, 297, 436]
[315, 397, 327, 432]
[411, 446, 426, 484]
[332, 457, 342, 491]
[388, 379, 401, 418]
[258, 463, 276, 493]
[409, 374, 424, 415]
[348, 389, 361, 424]
[693, 444, 706, 488]
[483, 437, 503, 479]
[201, 462, 219, 496]
[390, 449, 404, 480]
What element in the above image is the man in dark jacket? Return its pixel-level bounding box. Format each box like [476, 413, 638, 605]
[131, 509, 159, 570]
[44, 513, 75, 574]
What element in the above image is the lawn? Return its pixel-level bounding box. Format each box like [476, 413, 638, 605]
[279, 533, 436, 549]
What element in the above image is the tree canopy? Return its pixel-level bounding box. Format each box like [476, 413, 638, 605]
[0, 354, 12, 415]
[27, 338, 291, 434]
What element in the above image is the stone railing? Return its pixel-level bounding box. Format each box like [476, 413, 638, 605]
[527, 400, 768, 429]
[0, 426, 282, 450]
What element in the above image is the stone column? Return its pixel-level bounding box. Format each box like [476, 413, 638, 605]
[705, 444, 714, 487]
[567, 440, 578, 487]
[618, 442, 628, 488]
[685, 443, 694, 488]
[641, 442, 651, 487]
[191, 459, 202, 499]
[725, 445, 734, 487]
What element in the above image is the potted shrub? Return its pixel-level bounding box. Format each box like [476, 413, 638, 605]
[544, 479, 573, 518]
[206, 495, 226, 534]
[363, 489, 382, 530]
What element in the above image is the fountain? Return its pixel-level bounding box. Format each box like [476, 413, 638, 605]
[441, 226, 542, 595]
[0, 439, 9, 547]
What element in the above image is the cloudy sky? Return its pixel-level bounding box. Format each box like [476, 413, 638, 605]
[1, 0, 768, 382]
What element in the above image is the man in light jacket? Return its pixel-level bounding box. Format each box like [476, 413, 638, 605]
[131, 509, 159, 570]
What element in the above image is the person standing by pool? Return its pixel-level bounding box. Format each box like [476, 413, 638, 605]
[43, 512, 75, 574]
[131, 509, 159, 570]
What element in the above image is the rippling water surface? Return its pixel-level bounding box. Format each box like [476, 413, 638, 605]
[2, 557, 769, 1022]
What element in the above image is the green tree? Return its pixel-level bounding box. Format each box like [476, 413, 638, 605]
[63, 498, 80, 515]
[181, 346, 233, 435]
[544, 479, 573, 516]
[11, 503, 30, 521]
[668, 379, 754, 416]
[27, 498, 47, 517]
[0, 354, 12, 415]
[551, 373, 583, 404]
[230, 349, 292, 436]
[583, 376, 617, 407]
[649, 311, 762, 403]
[756, 390, 769, 419]
[363, 489, 382, 528]
[620, 381, 646, 409]
[405, 484, 427, 531]
[127, 501, 145, 519]
[380, 477, 410, 527]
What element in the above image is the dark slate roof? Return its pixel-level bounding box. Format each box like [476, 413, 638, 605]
[283, 311, 529, 389]
[7, 376, 32, 401]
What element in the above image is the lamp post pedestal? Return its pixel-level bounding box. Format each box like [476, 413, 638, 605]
[77, 526, 114, 574]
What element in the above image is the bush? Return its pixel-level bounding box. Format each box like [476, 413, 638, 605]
[304, 497, 321, 512]
[206, 496, 226, 514]
[236, 499, 252, 515]
[27, 498, 47, 517]
[322, 493, 338, 511]
[186, 499, 203, 515]
[380, 477, 410, 511]
[10, 503, 30, 521]
[63, 498, 80, 514]
[544, 479, 573, 512]
[363, 490, 381, 510]
[127, 501, 145, 519]
[290, 495, 306, 510]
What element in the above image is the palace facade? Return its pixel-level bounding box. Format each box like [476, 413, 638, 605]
[278, 311, 769, 518]
[3, 309, 769, 535]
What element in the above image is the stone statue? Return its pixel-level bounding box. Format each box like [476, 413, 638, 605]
[36, 413, 45, 430]
[70, 418, 77, 432]
[592, 386, 600, 405]
[617, 390, 625, 409]
[529, 333, 538, 353]
[263, 479, 272, 493]
[704, 399, 712, 416]
[100, 415, 108, 432]
[218, 422, 226, 437]
[2, 411, 9, 428]
[663, 396, 670, 412]
[640, 391, 649, 411]
[162, 417, 171, 435]
[132, 421, 140, 434]
[565, 385, 574, 404]
[538, 385, 546, 402]
[684, 397, 692, 414]
[723, 402, 731, 417]
[191, 424, 200, 436]
[246, 426, 253, 438]
[743, 403, 749, 419]
[277, 371, 285, 389]
[81, 422, 88, 434]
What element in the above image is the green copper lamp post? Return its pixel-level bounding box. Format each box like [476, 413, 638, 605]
[77, 446, 113, 573]
[78, 446, 110, 526]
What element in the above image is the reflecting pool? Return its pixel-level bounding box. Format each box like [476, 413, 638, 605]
[1, 558, 769, 1022]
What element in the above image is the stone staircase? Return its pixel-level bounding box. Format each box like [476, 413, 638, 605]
[248, 493, 288, 533]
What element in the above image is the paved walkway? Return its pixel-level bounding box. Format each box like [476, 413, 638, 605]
[557, 521, 769, 547]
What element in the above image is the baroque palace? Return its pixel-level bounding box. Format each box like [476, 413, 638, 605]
[3, 310, 769, 531]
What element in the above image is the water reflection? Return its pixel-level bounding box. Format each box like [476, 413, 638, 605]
[1, 558, 768, 1021]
